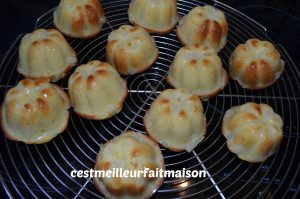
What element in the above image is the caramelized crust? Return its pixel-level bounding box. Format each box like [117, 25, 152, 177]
[53, 0, 106, 38]
[229, 38, 284, 89]
[94, 131, 164, 199]
[167, 45, 228, 100]
[106, 25, 159, 75]
[68, 60, 128, 120]
[1, 79, 70, 144]
[222, 103, 283, 162]
[177, 5, 228, 51]
[128, 0, 178, 34]
[144, 89, 207, 152]
[17, 29, 77, 82]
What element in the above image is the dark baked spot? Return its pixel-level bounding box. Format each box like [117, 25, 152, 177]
[36, 98, 49, 114]
[203, 59, 210, 65]
[179, 110, 186, 118]
[35, 79, 45, 86]
[244, 61, 258, 87]
[211, 21, 222, 45]
[87, 75, 96, 89]
[24, 104, 32, 109]
[198, 20, 209, 42]
[259, 59, 274, 84]
[190, 59, 197, 65]
[253, 104, 262, 115]
[159, 98, 170, 104]
[72, 6, 85, 35]
[43, 38, 51, 44]
[98, 161, 110, 170]
[251, 39, 259, 47]
[96, 70, 108, 75]
[85, 4, 98, 25]
[41, 89, 52, 97]
[189, 95, 199, 101]
[22, 79, 31, 87]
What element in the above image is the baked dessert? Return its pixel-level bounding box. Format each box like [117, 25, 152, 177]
[106, 25, 159, 75]
[177, 5, 228, 51]
[1, 79, 70, 144]
[144, 89, 206, 152]
[68, 60, 128, 120]
[94, 131, 164, 199]
[54, 0, 106, 38]
[167, 45, 228, 100]
[222, 103, 283, 162]
[18, 29, 77, 82]
[128, 0, 178, 34]
[229, 38, 285, 89]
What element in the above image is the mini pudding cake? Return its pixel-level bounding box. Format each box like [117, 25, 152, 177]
[167, 45, 228, 100]
[177, 5, 228, 51]
[54, 0, 106, 38]
[106, 25, 159, 75]
[1, 79, 70, 144]
[68, 60, 128, 120]
[144, 89, 206, 152]
[222, 103, 283, 162]
[128, 0, 178, 34]
[18, 29, 77, 82]
[229, 38, 285, 89]
[94, 131, 164, 199]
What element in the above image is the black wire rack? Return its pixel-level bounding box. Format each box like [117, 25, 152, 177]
[0, 0, 299, 198]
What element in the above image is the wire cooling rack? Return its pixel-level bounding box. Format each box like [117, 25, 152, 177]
[0, 0, 299, 198]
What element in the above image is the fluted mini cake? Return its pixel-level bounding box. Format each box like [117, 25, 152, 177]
[222, 103, 283, 162]
[144, 89, 206, 152]
[18, 29, 77, 82]
[177, 5, 228, 51]
[94, 131, 164, 199]
[167, 45, 228, 100]
[128, 0, 178, 34]
[229, 38, 285, 89]
[1, 79, 70, 144]
[68, 60, 128, 120]
[54, 0, 106, 38]
[106, 25, 159, 75]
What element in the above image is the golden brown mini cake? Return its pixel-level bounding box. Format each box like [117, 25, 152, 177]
[128, 0, 178, 34]
[144, 89, 206, 152]
[18, 29, 77, 82]
[229, 38, 285, 89]
[106, 25, 159, 75]
[53, 0, 106, 38]
[177, 5, 228, 51]
[222, 103, 283, 162]
[68, 60, 128, 120]
[1, 79, 70, 144]
[94, 131, 164, 199]
[167, 45, 228, 100]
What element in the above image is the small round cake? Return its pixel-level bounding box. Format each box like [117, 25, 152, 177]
[68, 60, 128, 120]
[53, 0, 106, 38]
[167, 45, 228, 100]
[144, 89, 206, 152]
[177, 5, 228, 51]
[94, 131, 164, 199]
[128, 0, 178, 34]
[1, 79, 70, 144]
[18, 29, 77, 82]
[106, 25, 159, 75]
[222, 103, 283, 162]
[229, 38, 285, 89]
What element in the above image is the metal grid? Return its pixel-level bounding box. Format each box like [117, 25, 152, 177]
[0, 0, 299, 198]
